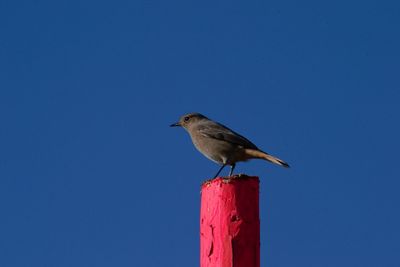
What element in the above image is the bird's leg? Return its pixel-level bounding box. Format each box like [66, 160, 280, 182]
[229, 163, 236, 177]
[213, 164, 226, 178]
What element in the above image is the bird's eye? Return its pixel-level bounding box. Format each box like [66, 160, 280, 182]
[184, 116, 190, 122]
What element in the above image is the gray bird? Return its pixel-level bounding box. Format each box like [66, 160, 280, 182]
[170, 113, 289, 178]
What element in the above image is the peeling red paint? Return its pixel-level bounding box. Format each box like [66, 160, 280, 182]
[200, 176, 260, 267]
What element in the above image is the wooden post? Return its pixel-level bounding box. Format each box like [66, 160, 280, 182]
[200, 175, 260, 267]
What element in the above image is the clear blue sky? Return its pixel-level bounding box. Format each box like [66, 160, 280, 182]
[1, 0, 399, 266]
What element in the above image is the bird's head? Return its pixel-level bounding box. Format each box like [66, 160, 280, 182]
[170, 113, 208, 129]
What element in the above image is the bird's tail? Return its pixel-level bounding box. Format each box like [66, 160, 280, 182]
[244, 149, 290, 168]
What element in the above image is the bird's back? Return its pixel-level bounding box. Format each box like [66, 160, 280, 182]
[192, 119, 259, 150]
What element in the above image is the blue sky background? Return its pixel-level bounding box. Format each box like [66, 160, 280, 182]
[1, 0, 400, 266]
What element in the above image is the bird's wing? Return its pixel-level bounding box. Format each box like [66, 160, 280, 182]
[196, 121, 258, 149]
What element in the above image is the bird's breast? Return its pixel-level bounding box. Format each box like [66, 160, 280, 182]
[189, 132, 237, 164]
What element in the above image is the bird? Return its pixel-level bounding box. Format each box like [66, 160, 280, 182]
[170, 112, 289, 178]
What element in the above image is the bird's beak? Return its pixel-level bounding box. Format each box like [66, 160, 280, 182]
[170, 122, 181, 127]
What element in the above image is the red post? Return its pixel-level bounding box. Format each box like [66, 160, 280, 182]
[200, 175, 260, 267]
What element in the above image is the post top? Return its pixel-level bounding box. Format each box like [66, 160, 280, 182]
[201, 174, 259, 188]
